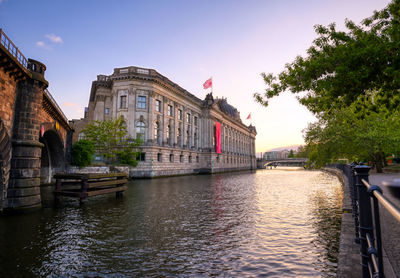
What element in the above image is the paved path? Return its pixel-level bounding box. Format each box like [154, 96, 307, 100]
[370, 173, 400, 277]
[326, 169, 399, 277]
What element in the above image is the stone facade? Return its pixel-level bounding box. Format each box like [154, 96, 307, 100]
[71, 66, 257, 177]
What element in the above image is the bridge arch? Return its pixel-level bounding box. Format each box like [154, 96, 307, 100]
[39, 128, 65, 184]
[0, 119, 11, 208]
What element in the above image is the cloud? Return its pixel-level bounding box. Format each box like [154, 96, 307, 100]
[45, 33, 63, 43]
[63, 102, 79, 108]
[36, 41, 51, 50]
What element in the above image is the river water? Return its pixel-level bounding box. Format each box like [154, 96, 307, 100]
[0, 169, 343, 277]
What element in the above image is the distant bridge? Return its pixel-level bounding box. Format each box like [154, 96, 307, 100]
[256, 158, 307, 169]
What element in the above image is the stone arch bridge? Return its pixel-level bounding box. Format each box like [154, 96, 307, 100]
[256, 158, 307, 169]
[0, 29, 73, 212]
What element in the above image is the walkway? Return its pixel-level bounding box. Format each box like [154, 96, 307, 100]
[332, 169, 399, 277]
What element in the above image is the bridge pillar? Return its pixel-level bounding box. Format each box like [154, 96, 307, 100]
[6, 59, 48, 211]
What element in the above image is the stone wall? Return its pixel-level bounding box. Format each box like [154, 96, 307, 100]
[0, 69, 17, 137]
[0, 63, 17, 211]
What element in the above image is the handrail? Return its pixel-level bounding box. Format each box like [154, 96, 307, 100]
[330, 164, 400, 277]
[362, 178, 400, 222]
[0, 28, 28, 68]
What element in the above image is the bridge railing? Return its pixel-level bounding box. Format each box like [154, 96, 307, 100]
[44, 89, 69, 124]
[331, 164, 400, 278]
[0, 29, 28, 68]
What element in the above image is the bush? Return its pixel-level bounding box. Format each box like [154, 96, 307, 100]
[71, 140, 95, 167]
[116, 148, 139, 167]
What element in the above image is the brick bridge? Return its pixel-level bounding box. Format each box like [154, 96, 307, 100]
[0, 29, 73, 212]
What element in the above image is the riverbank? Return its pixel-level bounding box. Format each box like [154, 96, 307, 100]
[325, 168, 397, 278]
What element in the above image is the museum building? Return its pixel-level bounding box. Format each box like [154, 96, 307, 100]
[70, 66, 257, 177]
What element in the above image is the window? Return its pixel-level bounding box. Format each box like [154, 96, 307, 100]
[196, 156, 199, 163]
[137, 96, 146, 109]
[105, 108, 110, 115]
[78, 132, 85, 140]
[137, 152, 146, 161]
[169, 154, 174, 162]
[194, 116, 198, 126]
[178, 109, 182, 120]
[154, 122, 160, 141]
[166, 125, 171, 142]
[186, 113, 191, 123]
[180, 155, 184, 163]
[120, 95, 127, 109]
[168, 105, 173, 116]
[189, 156, 192, 163]
[157, 153, 162, 162]
[186, 130, 190, 146]
[156, 100, 161, 112]
[136, 121, 146, 140]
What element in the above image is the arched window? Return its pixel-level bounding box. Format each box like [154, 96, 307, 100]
[136, 121, 146, 140]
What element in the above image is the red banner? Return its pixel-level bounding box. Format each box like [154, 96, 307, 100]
[215, 122, 221, 154]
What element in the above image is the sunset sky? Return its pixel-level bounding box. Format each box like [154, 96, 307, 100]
[0, 0, 390, 153]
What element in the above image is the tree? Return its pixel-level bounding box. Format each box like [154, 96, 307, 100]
[254, 0, 400, 172]
[82, 116, 142, 165]
[303, 96, 400, 172]
[288, 149, 295, 158]
[254, 0, 400, 115]
[71, 139, 94, 167]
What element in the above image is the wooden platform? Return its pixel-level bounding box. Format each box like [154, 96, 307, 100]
[54, 173, 128, 204]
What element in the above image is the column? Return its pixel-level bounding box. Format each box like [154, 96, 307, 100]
[7, 59, 47, 210]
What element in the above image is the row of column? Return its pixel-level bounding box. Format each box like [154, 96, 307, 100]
[220, 123, 253, 156]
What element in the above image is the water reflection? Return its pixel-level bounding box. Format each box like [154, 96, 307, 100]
[0, 169, 342, 277]
[308, 173, 343, 277]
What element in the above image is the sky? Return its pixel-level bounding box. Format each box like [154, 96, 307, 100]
[0, 0, 391, 154]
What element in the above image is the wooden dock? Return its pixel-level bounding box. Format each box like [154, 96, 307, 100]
[54, 173, 128, 204]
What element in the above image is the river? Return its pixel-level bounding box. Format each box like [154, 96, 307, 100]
[0, 168, 343, 277]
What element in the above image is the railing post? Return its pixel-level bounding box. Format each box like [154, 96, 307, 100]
[350, 164, 361, 244]
[354, 165, 373, 278]
[368, 185, 384, 278]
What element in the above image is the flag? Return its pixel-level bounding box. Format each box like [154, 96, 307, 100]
[203, 77, 212, 89]
[246, 113, 251, 120]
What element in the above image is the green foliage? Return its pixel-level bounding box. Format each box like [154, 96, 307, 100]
[254, 1, 400, 173]
[82, 116, 143, 166]
[288, 149, 295, 158]
[71, 139, 94, 167]
[254, 0, 400, 115]
[295, 145, 309, 158]
[115, 145, 140, 167]
[303, 94, 400, 172]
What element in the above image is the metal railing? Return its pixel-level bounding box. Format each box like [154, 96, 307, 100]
[0, 28, 28, 68]
[333, 164, 400, 278]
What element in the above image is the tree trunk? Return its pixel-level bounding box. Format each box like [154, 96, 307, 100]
[374, 152, 384, 173]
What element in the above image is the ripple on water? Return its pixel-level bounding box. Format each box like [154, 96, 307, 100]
[0, 169, 342, 277]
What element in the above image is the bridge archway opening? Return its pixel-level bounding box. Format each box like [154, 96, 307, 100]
[0, 119, 11, 207]
[40, 129, 65, 184]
